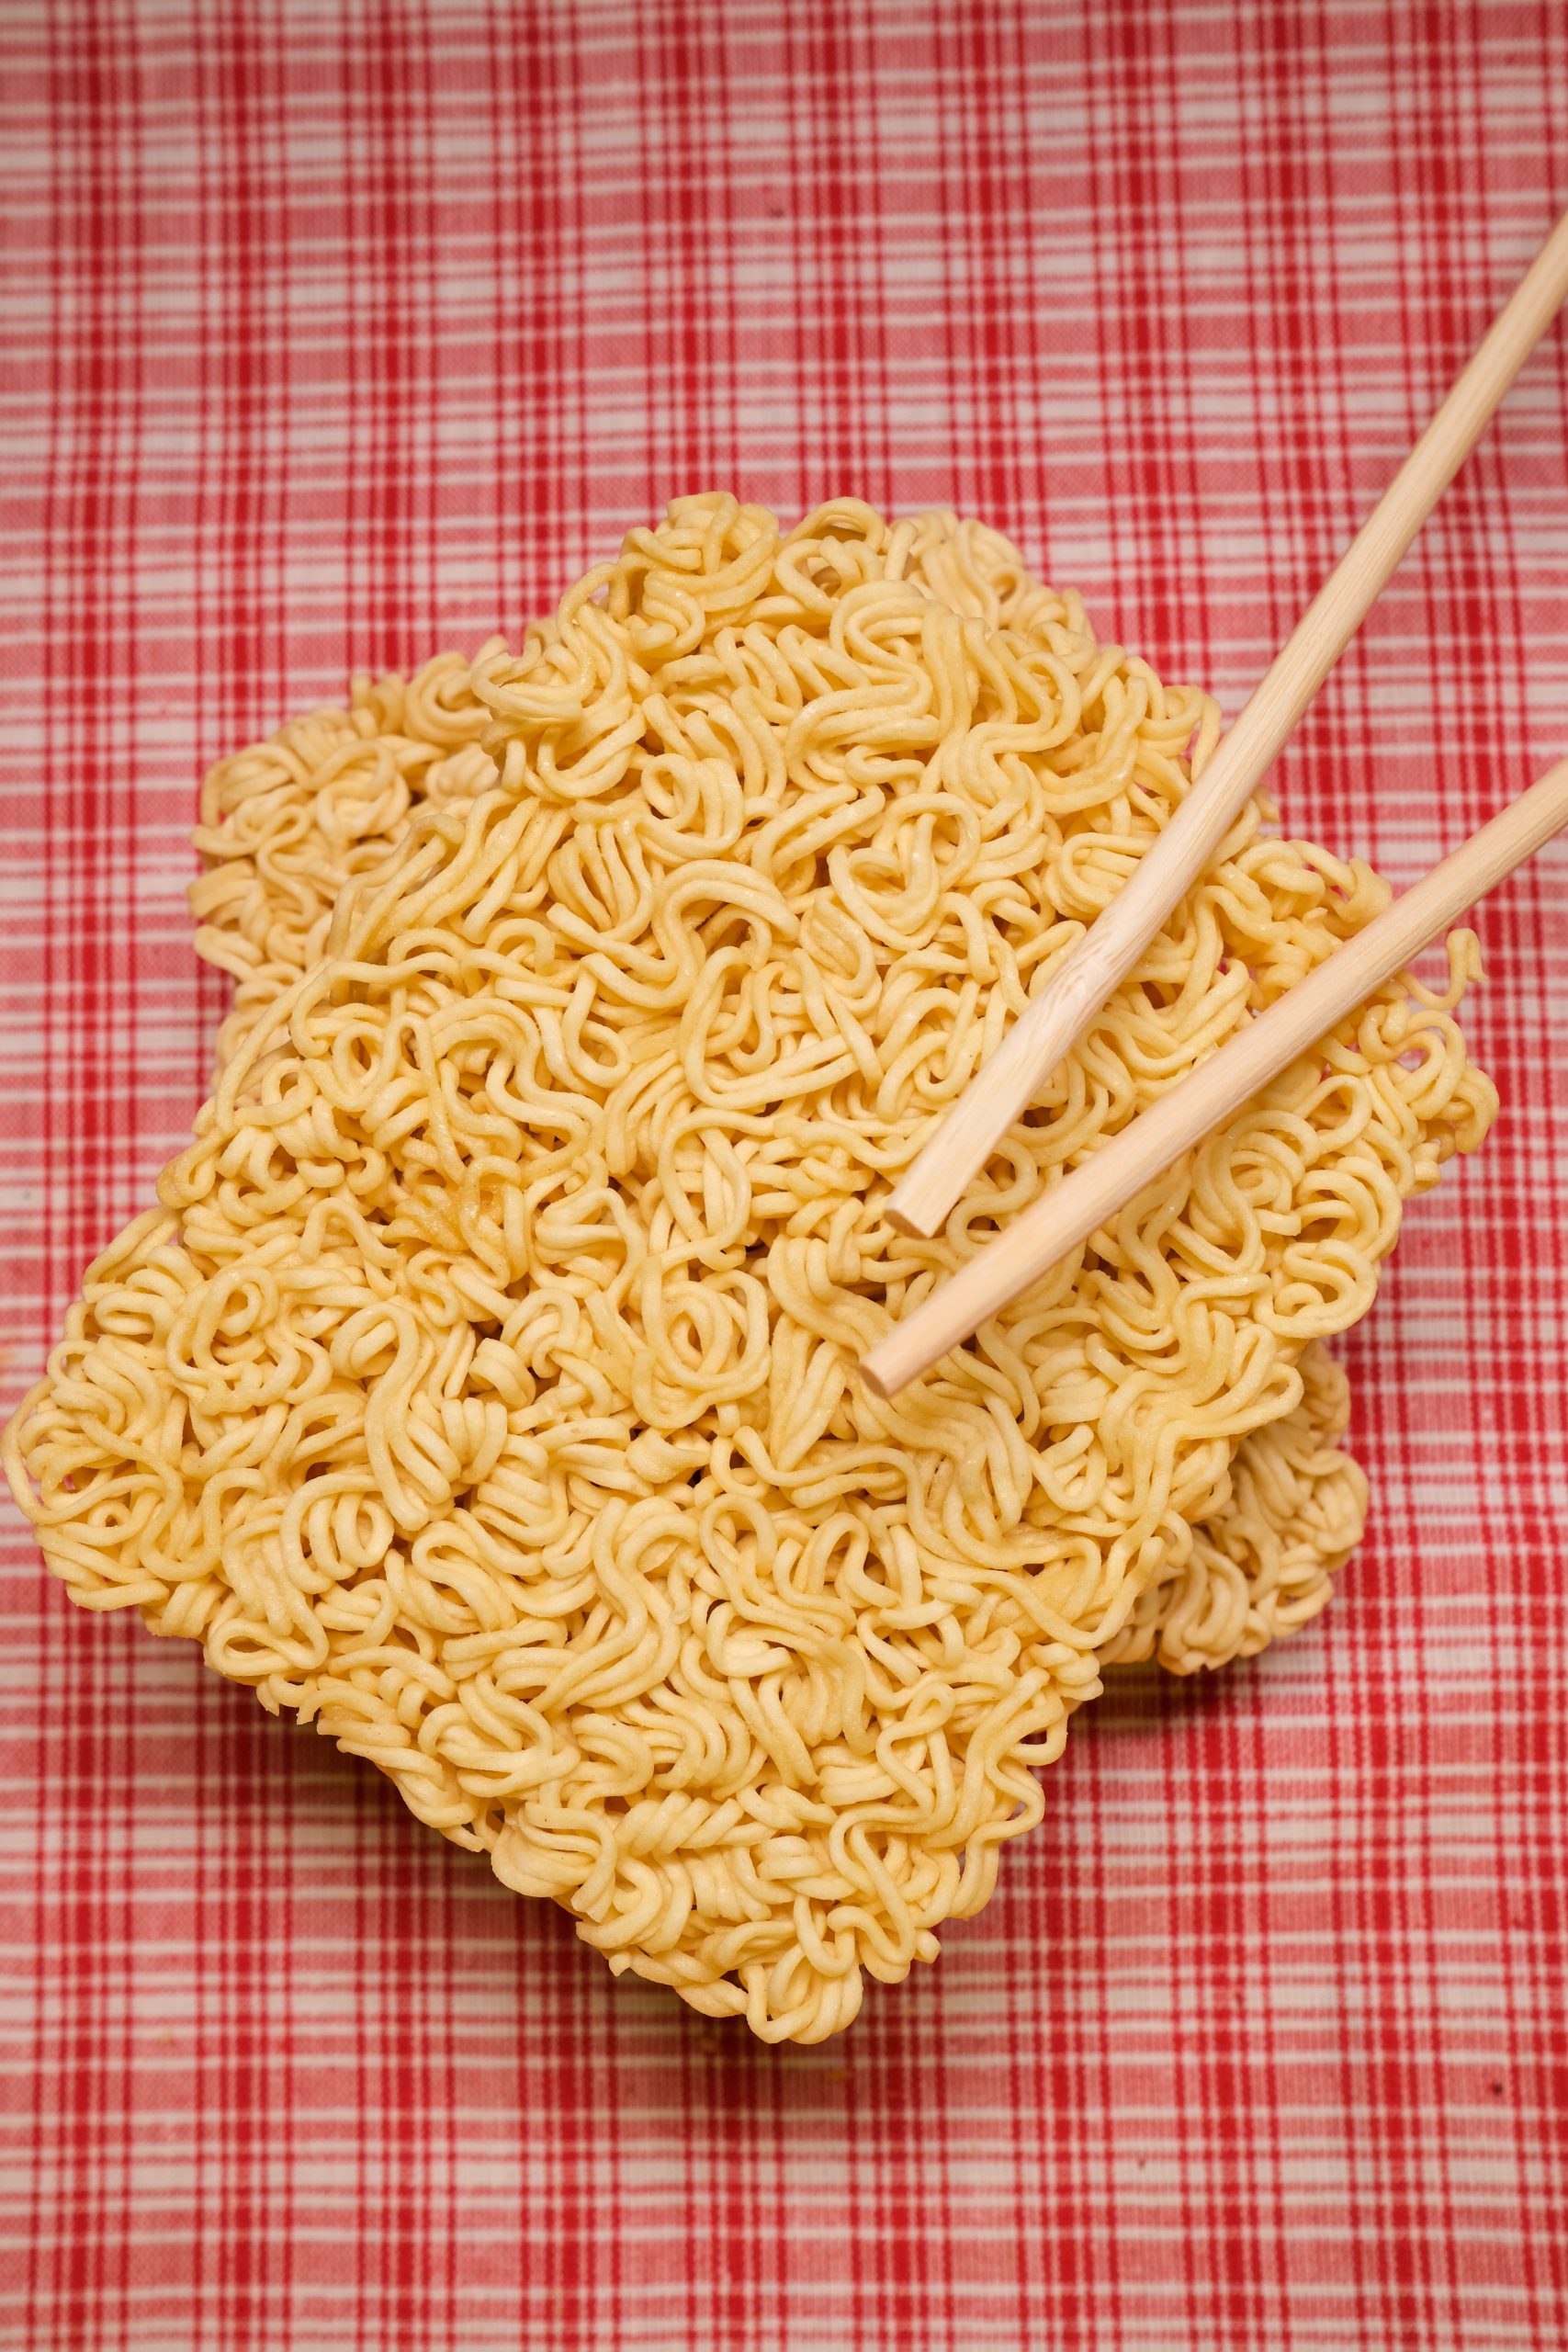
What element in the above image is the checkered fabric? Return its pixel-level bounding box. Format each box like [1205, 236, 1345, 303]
[3, 3, 1566, 2346]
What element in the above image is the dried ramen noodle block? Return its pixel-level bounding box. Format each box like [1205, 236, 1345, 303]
[6, 500, 1495, 2041]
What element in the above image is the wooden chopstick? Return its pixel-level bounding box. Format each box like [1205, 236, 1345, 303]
[861, 758, 1568, 1401]
[886, 209, 1568, 1242]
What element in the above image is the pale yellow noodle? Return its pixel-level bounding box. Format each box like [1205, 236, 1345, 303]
[6, 498, 1492, 2041]
[185, 571, 1369, 1675]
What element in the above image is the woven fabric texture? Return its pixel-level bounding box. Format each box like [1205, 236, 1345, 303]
[2, 4, 1565, 2346]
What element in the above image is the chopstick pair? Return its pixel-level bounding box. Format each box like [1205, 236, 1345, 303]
[862, 209, 1568, 1402]
[861, 756, 1568, 1398]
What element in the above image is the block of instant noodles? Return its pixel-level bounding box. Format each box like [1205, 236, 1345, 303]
[5, 501, 1494, 2040]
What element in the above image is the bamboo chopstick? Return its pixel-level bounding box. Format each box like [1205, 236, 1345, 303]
[861, 758, 1568, 1401]
[885, 209, 1568, 1242]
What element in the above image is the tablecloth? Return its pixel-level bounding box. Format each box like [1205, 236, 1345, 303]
[2, 4, 1565, 2347]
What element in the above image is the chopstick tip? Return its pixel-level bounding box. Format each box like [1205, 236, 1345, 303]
[884, 1167, 946, 1238]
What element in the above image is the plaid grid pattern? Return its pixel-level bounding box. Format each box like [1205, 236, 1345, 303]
[2, 3, 1566, 2346]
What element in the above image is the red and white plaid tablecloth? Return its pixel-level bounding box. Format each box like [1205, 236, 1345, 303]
[3, 5, 1566, 2346]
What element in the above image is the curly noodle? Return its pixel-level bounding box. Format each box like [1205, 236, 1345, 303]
[186, 594, 1369, 1677]
[6, 497, 1494, 2041]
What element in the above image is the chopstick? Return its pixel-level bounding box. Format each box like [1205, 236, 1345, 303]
[861, 757, 1568, 1401]
[886, 209, 1568, 1242]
